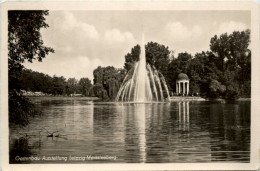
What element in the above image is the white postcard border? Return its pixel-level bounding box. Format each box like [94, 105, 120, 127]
[1, 1, 259, 170]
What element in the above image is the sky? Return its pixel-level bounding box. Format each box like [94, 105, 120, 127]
[23, 10, 250, 82]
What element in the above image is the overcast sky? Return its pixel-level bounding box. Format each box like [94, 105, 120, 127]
[24, 10, 250, 82]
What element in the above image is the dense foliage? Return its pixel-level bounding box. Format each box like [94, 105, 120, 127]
[8, 11, 54, 91]
[91, 66, 126, 100]
[19, 66, 125, 100]
[20, 69, 93, 96]
[8, 11, 54, 126]
[124, 42, 171, 75]
[124, 30, 251, 100]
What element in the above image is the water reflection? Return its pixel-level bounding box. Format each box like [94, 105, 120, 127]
[92, 103, 125, 158]
[133, 104, 146, 163]
[120, 104, 147, 163]
[178, 102, 190, 131]
[208, 102, 250, 161]
[9, 100, 250, 163]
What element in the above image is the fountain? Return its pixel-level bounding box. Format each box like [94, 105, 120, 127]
[115, 33, 170, 102]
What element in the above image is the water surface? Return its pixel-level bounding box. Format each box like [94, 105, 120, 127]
[10, 99, 250, 163]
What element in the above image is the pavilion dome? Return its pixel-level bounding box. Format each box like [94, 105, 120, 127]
[177, 73, 189, 80]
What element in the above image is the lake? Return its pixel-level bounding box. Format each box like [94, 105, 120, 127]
[9, 98, 250, 163]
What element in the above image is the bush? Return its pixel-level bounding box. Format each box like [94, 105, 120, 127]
[9, 91, 39, 126]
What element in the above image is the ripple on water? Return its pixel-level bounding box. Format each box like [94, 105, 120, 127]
[10, 100, 250, 163]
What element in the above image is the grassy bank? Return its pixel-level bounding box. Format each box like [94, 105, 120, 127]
[28, 96, 100, 101]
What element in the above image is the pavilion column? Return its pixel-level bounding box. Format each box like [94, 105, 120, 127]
[187, 82, 189, 96]
[181, 82, 184, 96]
[183, 82, 186, 96]
[184, 82, 186, 95]
[180, 82, 182, 95]
[186, 82, 188, 95]
[176, 82, 178, 95]
[178, 82, 181, 96]
[183, 102, 186, 121]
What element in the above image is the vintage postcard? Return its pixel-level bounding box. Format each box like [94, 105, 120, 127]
[1, 1, 260, 171]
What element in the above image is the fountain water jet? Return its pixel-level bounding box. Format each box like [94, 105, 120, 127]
[115, 33, 170, 102]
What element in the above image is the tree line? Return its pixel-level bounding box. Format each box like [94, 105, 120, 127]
[83, 29, 250, 101]
[123, 30, 251, 100]
[20, 29, 251, 101]
[20, 69, 92, 96]
[19, 67, 126, 99]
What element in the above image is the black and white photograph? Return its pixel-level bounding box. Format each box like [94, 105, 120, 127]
[1, 1, 260, 170]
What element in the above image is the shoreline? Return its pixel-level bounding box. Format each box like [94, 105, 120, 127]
[168, 96, 206, 101]
[27, 96, 251, 102]
[28, 96, 100, 101]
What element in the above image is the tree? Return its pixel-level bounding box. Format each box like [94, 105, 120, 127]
[145, 41, 171, 75]
[209, 30, 251, 99]
[67, 78, 78, 95]
[92, 66, 126, 100]
[124, 45, 140, 71]
[165, 52, 192, 93]
[20, 69, 52, 93]
[186, 56, 203, 95]
[93, 66, 104, 85]
[210, 30, 250, 72]
[124, 42, 171, 75]
[8, 11, 54, 125]
[78, 78, 92, 96]
[51, 75, 66, 95]
[9, 11, 54, 91]
[90, 83, 108, 99]
[166, 57, 181, 92]
[209, 80, 226, 98]
[190, 51, 222, 97]
[176, 52, 192, 73]
[124, 42, 172, 93]
[20, 69, 69, 95]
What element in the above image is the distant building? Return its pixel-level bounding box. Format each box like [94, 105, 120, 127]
[70, 94, 83, 97]
[34, 92, 44, 96]
[21, 90, 45, 96]
[176, 73, 189, 96]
